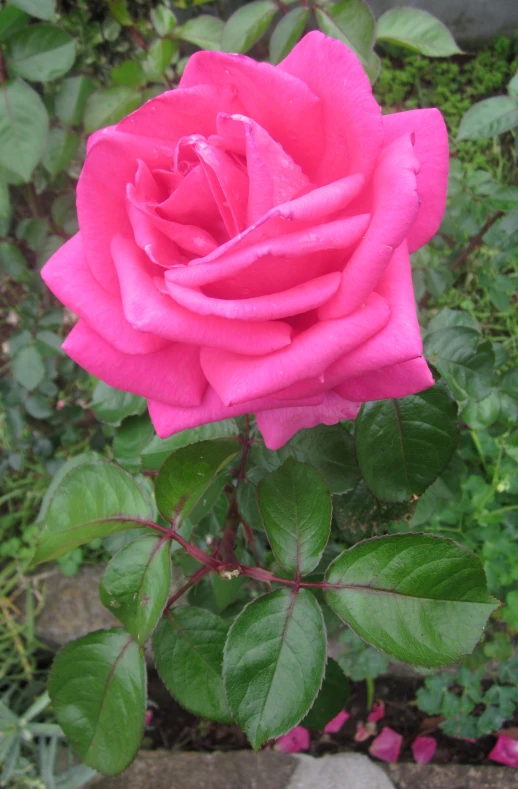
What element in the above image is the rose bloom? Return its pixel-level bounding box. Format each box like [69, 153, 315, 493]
[42, 32, 448, 449]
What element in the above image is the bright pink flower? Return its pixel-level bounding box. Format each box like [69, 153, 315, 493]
[42, 33, 447, 448]
[369, 727, 403, 763]
[367, 701, 385, 723]
[324, 710, 350, 733]
[276, 726, 310, 753]
[489, 735, 518, 767]
[412, 736, 437, 764]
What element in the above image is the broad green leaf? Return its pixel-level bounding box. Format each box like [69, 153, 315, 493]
[0, 242, 27, 282]
[325, 534, 498, 668]
[25, 393, 52, 419]
[0, 183, 11, 236]
[111, 60, 146, 87]
[509, 72, 518, 98]
[37, 453, 98, 522]
[457, 96, 518, 141]
[90, 381, 146, 426]
[100, 534, 171, 644]
[114, 414, 155, 472]
[153, 607, 232, 722]
[35, 329, 64, 354]
[84, 87, 140, 133]
[32, 460, 153, 565]
[147, 38, 176, 77]
[49, 629, 145, 776]
[42, 128, 79, 177]
[257, 458, 332, 576]
[424, 327, 494, 402]
[315, 0, 375, 64]
[223, 588, 326, 748]
[108, 0, 132, 25]
[222, 1, 276, 54]
[288, 424, 360, 494]
[461, 392, 501, 430]
[55, 75, 95, 126]
[177, 15, 224, 50]
[8, 0, 56, 21]
[376, 8, 462, 57]
[355, 382, 458, 503]
[7, 24, 76, 81]
[151, 5, 177, 36]
[155, 438, 241, 524]
[302, 658, 349, 730]
[0, 79, 48, 182]
[0, 6, 29, 42]
[365, 49, 381, 84]
[141, 419, 240, 470]
[12, 345, 45, 390]
[269, 8, 309, 64]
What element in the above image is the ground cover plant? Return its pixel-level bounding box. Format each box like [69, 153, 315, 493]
[1, 0, 518, 783]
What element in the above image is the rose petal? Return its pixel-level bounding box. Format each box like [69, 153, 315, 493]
[489, 735, 518, 767]
[112, 235, 293, 356]
[276, 727, 310, 753]
[256, 391, 360, 450]
[165, 272, 341, 321]
[40, 233, 167, 355]
[412, 736, 437, 764]
[319, 133, 420, 318]
[383, 109, 449, 253]
[367, 701, 386, 724]
[63, 321, 207, 407]
[354, 721, 377, 742]
[201, 292, 390, 406]
[180, 50, 323, 179]
[369, 727, 403, 763]
[148, 386, 326, 438]
[279, 31, 384, 185]
[324, 711, 350, 734]
[334, 357, 433, 402]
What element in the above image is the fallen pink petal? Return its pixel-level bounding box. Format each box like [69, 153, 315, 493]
[412, 736, 437, 764]
[489, 735, 518, 767]
[324, 710, 350, 733]
[367, 701, 386, 723]
[369, 727, 403, 763]
[276, 727, 310, 753]
[354, 721, 377, 742]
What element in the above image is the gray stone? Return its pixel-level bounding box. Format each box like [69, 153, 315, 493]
[368, 0, 518, 43]
[386, 763, 518, 788]
[90, 752, 396, 789]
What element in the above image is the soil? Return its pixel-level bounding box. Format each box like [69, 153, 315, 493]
[145, 671, 501, 765]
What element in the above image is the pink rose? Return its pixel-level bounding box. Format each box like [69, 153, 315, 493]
[42, 32, 448, 449]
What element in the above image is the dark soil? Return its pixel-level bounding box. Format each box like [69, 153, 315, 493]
[145, 671, 500, 765]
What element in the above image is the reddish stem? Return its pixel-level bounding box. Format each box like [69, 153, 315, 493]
[165, 565, 211, 610]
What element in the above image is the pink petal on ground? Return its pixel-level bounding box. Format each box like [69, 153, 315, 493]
[412, 736, 437, 764]
[367, 701, 386, 723]
[324, 711, 350, 734]
[369, 727, 403, 763]
[276, 727, 310, 753]
[354, 722, 377, 742]
[489, 735, 518, 767]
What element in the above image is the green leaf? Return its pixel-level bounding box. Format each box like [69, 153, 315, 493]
[151, 5, 177, 36]
[222, 1, 276, 54]
[84, 87, 140, 133]
[376, 8, 462, 57]
[177, 15, 224, 50]
[288, 424, 360, 494]
[0, 5, 29, 42]
[0, 79, 48, 182]
[354, 382, 458, 503]
[269, 7, 309, 64]
[111, 60, 146, 87]
[114, 414, 155, 472]
[147, 38, 176, 77]
[8, 0, 56, 21]
[257, 458, 331, 576]
[49, 629, 146, 776]
[424, 328, 494, 402]
[32, 460, 153, 566]
[100, 534, 171, 644]
[302, 658, 349, 730]
[508, 72, 518, 99]
[35, 329, 64, 354]
[223, 588, 326, 748]
[141, 419, 240, 471]
[12, 345, 45, 390]
[457, 96, 518, 141]
[155, 438, 241, 524]
[90, 381, 146, 426]
[55, 75, 95, 126]
[42, 128, 79, 177]
[0, 242, 28, 282]
[25, 393, 52, 419]
[325, 534, 498, 668]
[7, 24, 76, 81]
[153, 607, 232, 723]
[108, 0, 132, 25]
[315, 0, 375, 64]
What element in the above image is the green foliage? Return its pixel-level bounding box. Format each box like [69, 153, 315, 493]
[301, 658, 349, 730]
